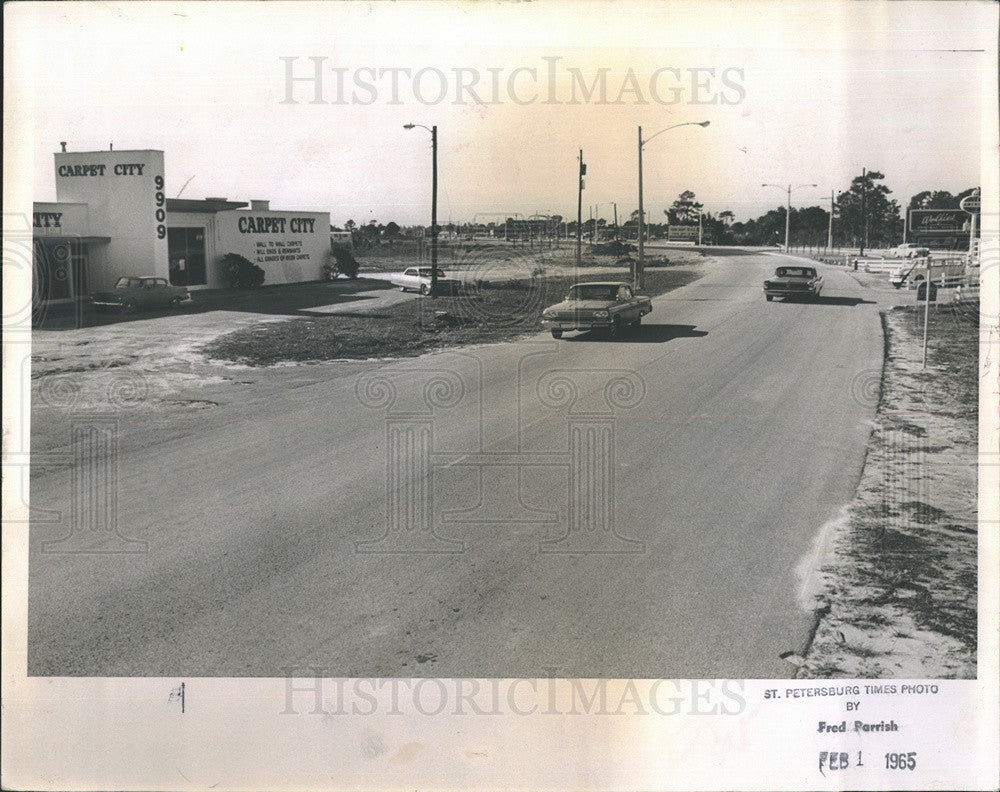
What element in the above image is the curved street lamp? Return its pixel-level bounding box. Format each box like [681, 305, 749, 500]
[762, 182, 817, 252]
[404, 123, 438, 296]
[637, 121, 710, 289]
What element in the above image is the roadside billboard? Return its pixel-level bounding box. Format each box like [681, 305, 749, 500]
[908, 209, 975, 249]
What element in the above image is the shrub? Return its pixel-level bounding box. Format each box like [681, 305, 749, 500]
[219, 253, 265, 288]
[591, 240, 635, 256]
[331, 246, 360, 278]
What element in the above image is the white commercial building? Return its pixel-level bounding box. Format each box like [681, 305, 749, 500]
[32, 146, 331, 304]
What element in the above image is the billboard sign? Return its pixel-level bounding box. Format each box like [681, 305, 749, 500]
[907, 209, 974, 249]
[908, 209, 971, 235]
[667, 224, 699, 242]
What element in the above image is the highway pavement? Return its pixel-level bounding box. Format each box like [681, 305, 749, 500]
[27, 251, 884, 678]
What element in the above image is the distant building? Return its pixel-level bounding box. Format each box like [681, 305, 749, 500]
[32, 146, 331, 305]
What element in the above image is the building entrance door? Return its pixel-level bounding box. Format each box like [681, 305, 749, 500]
[168, 227, 207, 286]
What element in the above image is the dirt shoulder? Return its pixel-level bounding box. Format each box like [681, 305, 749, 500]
[200, 266, 703, 366]
[797, 302, 979, 678]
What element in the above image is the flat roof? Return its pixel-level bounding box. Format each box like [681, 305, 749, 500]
[166, 198, 249, 213]
[55, 149, 163, 154]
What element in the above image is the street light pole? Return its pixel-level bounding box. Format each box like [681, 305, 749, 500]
[637, 126, 644, 289]
[431, 125, 437, 296]
[762, 182, 817, 251]
[637, 121, 709, 290]
[404, 123, 438, 296]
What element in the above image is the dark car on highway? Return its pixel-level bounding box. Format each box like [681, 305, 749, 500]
[763, 266, 823, 301]
[541, 281, 652, 339]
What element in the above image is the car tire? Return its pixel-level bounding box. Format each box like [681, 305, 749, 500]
[121, 299, 136, 314]
[551, 329, 563, 339]
[765, 295, 773, 301]
[420, 283, 430, 295]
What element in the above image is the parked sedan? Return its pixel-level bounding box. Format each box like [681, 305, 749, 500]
[541, 281, 652, 339]
[389, 267, 461, 295]
[90, 276, 192, 313]
[763, 266, 823, 301]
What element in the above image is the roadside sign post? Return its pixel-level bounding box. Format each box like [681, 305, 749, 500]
[921, 275, 931, 368]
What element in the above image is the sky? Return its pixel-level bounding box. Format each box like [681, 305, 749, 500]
[6, 1, 995, 227]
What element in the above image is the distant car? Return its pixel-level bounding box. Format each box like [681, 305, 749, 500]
[890, 244, 931, 259]
[89, 276, 191, 313]
[763, 266, 823, 301]
[389, 267, 460, 295]
[540, 281, 652, 339]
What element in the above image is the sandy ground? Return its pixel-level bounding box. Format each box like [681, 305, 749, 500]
[794, 303, 979, 678]
[29, 246, 705, 414]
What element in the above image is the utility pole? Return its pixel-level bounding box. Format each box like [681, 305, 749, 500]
[828, 190, 834, 250]
[784, 185, 791, 251]
[576, 150, 584, 269]
[590, 204, 595, 244]
[613, 202, 619, 240]
[860, 167, 867, 257]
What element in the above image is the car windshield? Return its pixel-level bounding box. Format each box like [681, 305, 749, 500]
[115, 277, 140, 288]
[775, 267, 814, 278]
[417, 268, 447, 277]
[569, 285, 619, 300]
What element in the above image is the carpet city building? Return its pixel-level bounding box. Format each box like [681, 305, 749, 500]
[32, 146, 331, 304]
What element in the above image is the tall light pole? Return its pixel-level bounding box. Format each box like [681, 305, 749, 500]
[404, 123, 437, 296]
[762, 182, 816, 251]
[637, 121, 709, 290]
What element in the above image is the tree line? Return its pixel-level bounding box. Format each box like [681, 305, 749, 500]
[333, 172, 978, 250]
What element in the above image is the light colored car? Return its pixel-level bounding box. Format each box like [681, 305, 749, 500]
[89, 276, 192, 313]
[389, 266, 460, 295]
[891, 243, 931, 259]
[763, 266, 823, 301]
[541, 281, 652, 339]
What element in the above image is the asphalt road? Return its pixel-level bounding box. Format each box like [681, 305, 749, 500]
[28, 252, 884, 678]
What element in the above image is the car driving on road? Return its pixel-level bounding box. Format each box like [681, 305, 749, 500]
[89, 276, 192, 313]
[390, 266, 461, 295]
[763, 266, 823, 301]
[541, 281, 652, 339]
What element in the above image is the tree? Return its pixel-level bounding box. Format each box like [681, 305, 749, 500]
[719, 210, 735, 225]
[835, 171, 902, 249]
[666, 190, 703, 225]
[383, 221, 401, 241]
